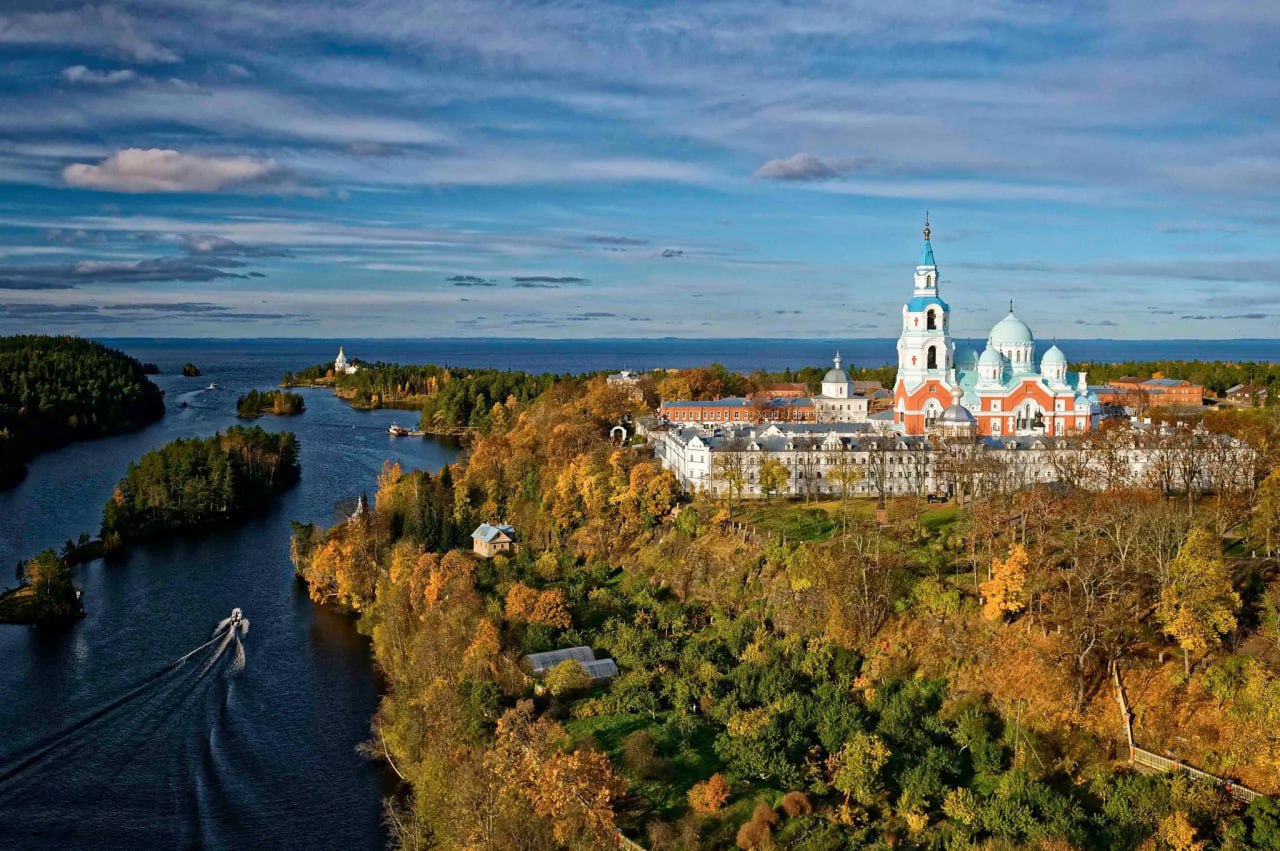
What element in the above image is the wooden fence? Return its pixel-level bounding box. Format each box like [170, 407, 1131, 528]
[1129, 746, 1261, 804]
[1114, 667, 1263, 806]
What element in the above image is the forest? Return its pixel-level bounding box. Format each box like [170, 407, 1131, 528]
[236, 389, 306, 418]
[101, 425, 300, 545]
[291, 373, 1280, 850]
[0, 549, 81, 626]
[0, 335, 166, 488]
[282, 361, 563, 432]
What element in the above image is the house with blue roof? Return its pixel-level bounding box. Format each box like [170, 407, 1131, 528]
[472, 522, 517, 558]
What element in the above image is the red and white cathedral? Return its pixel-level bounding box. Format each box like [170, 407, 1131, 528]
[892, 220, 1101, 437]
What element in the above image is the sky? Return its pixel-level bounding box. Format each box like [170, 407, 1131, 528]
[0, 1, 1277, 340]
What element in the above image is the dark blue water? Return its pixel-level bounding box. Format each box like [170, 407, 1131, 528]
[0, 344, 458, 850]
[102, 337, 1280, 375]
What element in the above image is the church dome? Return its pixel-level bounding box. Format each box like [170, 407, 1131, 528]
[955, 343, 979, 371]
[823, 351, 850, 384]
[988, 310, 1034, 347]
[978, 346, 1004, 369]
[1041, 344, 1066, 369]
[940, 403, 975, 425]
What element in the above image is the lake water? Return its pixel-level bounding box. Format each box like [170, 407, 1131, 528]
[0, 343, 458, 850]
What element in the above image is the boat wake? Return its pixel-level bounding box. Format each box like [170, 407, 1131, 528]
[0, 610, 251, 846]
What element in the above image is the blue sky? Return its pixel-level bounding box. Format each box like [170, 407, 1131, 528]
[0, 1, 1277, 339]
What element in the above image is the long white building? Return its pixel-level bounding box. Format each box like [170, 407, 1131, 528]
[652, 421, 1252, 500]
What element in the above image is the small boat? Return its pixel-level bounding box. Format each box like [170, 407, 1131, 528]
[206, 383, 219, 391]
[178, 401, 189, 409]
[388, 423, 411, 437]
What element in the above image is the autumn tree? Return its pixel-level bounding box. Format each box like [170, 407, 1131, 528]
[1156, 527, 1240, 676]
[1249, 468, 1280, 556]
[688, 774, 731, 814]
[758, 456, 789, 498]
[981, 544, 1029, 621]
[488, 701, 626, 846]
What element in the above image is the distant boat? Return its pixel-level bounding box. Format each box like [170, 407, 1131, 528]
[388, 423, 411, 437]
[178, 401, 189, 409]
[206, 383, 219, 391]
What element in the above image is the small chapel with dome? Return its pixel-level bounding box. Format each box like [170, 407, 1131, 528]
[891, 218, 1100, 437]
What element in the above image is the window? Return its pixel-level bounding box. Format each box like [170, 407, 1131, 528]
[927, 346, 938, 370]
[926, 310, 937, 330]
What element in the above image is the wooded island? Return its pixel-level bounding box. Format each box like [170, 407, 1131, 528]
[0, 335, 165, 488]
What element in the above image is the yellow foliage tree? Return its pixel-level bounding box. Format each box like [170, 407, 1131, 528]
[1155, 811, 1204, 851]
[980, 544, 1029, 621]
[1156, 527, 1240, 676]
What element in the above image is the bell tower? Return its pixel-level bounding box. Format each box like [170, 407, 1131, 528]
[896, 213, 954, 384]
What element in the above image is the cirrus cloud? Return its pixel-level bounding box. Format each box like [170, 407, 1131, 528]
[62, 148, 286, 193]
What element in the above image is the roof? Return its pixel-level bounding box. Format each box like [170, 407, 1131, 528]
[661, 396, 812, 409]
[581, 659, 620, 680]
[472, 523, 515, 543]
[906, 295, 950, 313]
[823, 367, 850, 384]
[919, 239, 936, 267]
[1142, 378, 1187, 388]
[525, 646, 596, 675]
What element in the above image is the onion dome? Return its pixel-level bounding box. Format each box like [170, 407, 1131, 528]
[955, 342, 979, 371]
[988, 309, 1034, 347]
[1041, 343, 1066, 370]
[978, 346, 1004, 369]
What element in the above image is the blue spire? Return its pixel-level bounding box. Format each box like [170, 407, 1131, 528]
[918, 212, 935, 267]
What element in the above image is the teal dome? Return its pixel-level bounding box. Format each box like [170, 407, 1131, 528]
[988, 311, 1033, 347]
[1041, 344, 1066, 368]
[978, 346, 1005, 370]
[955, 343, 979, 371]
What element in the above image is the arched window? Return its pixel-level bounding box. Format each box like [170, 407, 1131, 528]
[926, 310, 937, 330]
[927, 346, 938, 370]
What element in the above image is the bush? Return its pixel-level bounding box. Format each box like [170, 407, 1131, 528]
[688, 773, 731, 814]
[622, 729, 670, 780]
[780, 791, 813, 818]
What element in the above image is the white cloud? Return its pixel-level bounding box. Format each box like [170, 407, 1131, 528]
[753, 152, 870, 181]
[62, 149, 283, 193]
[61, 65, 138, 85]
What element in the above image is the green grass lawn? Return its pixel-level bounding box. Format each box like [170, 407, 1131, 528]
[566, 711, 722, 820]
[739, 497, 963, 545]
